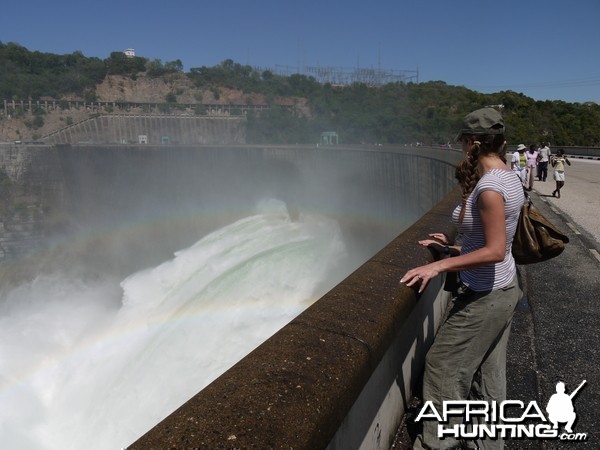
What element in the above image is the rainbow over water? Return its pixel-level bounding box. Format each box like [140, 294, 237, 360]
[0, 199, 350, 449]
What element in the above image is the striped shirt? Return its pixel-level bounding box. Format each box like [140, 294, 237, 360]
[452, 169, 525, 291]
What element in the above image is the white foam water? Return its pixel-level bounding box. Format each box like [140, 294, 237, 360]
[0, 199, 348, 449]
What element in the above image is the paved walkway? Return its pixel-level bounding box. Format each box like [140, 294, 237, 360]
[530, 158, 600, 245]
[505, 159, 600, 448]
[393, 158, 600, 449]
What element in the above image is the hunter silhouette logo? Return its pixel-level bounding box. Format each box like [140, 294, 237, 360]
[546, 380, 586, 434]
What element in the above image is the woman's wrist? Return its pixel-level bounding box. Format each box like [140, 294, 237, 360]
[444, 245, 459, 257]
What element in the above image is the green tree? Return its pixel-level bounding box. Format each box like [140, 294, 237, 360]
[105, 51, 147, 76]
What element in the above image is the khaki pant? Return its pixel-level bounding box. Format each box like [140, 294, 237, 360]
[413, 276, 521, 450]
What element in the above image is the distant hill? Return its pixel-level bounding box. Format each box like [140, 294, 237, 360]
[1, 42, 600, 146]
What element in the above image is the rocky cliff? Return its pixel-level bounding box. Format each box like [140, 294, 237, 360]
[0, 74, 309, 142]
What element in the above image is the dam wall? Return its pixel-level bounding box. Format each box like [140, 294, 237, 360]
[42, 114, 247, 145]
[0, 143, 66, 263]
[0, 143, 460, 277]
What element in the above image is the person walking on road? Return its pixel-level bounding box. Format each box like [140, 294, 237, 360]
[402, 107, 524, 450]
[537, 142, 551, 181]
[525, 144, 539, 191]
[511, 144, 528, 185]
[551, 148, 571, 198]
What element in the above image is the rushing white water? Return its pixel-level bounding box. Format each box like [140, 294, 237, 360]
[0, 199, 350, 449]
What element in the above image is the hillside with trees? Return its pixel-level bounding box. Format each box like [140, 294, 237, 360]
[1, 41, 599, 146]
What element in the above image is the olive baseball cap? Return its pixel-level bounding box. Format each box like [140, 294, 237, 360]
[456, 107, 505, 141]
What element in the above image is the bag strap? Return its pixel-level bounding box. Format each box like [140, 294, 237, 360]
[514, 173, 530, 201]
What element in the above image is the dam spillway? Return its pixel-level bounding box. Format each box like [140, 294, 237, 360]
[0, 143, 462, 449]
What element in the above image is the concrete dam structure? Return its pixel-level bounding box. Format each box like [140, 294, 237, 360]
[42, 114, 247, 145]
[0, 142, 462, 449]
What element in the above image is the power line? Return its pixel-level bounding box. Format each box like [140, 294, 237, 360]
[254, 64, 418, 86]
[471, 76, 600, 91]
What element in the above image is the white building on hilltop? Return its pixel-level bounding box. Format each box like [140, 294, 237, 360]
[124, 48, 136, 58]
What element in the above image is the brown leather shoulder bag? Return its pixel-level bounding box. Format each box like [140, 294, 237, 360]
[512, 198, 569, 265]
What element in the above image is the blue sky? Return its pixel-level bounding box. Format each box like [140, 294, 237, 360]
[3, 0, 600, 103]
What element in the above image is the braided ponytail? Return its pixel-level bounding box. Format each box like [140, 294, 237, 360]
[457, 134, 506, 223]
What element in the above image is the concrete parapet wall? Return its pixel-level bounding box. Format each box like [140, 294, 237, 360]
[128, 187, 460, 449]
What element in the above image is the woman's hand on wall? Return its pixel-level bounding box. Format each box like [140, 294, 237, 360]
[418, 239, 446, 254]
[426, 232, 450, 245]
[400, 263, 441, 294]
